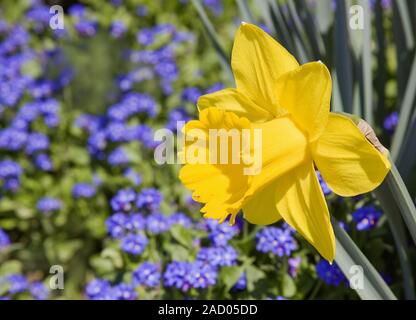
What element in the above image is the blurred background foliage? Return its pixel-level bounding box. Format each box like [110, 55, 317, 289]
[0, 0, 415, 300]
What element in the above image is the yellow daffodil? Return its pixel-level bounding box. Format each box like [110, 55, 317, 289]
[179, 23, 391, 261]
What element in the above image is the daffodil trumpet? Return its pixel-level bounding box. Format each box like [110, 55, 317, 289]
[179, 23, 391, 262]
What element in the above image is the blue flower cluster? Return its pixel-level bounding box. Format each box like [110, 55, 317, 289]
[69, 4, 98, 38]
[0, 274, 49, 300]
[106, 209, 196, 255]
[316, 260, 347, 287]
[256, 225, 298, 257]
[36, 197, 62, 214]
[383, 111, 399, 134]
[0, 160, 22, 192]
[196, 245, 238, 267]
[100, 187, 243, 295]
[0, 7, 72, 180]
[78, 95, 158, 163]
[133, 262, 161, 287]
[106, 187, 168, 255]
[85, 279, 137, 300]
[136, 188, 163, 212]
[163, 261, 217, 291]
[120, 24, 193, 94]
[352, 205, 383, 231]
[72, 183, 96, 199]
[110, 188, 137, 212]
[160, 218, 241, 292]
[200, 217, 240, 247]
[0, 227, 10, 250]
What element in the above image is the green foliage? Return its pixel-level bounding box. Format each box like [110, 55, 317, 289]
[0, 0, 415, 301]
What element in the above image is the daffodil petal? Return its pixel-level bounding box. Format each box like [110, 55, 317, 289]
[179, 163, 247, 222]
[232, 23, 299, 114]
[198, 88, 273, 123]
[275, 62, 332, 141]
[312, 113, 391, 197]
[243, 180, 282, 225]
[275, 162, 336, 262]
[179, 107, 251, 222]
[248, 116, 309, 193]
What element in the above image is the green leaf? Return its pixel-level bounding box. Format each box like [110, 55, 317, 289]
[381, 163, 416, 246]
[65, 145, 91, 166]
[360, 0, 374, 125]
[333, 0, 353, 113]
[102, 248, 124, 269]
[331, 71, 344, 112]
[281, 273, 296, 298]
[395, 0, 415, 50]
[170, 225, 193, 248]
[267, 0, 296, 56]
[190, 0, 234, 85]
[391, 54, 416, 160]
[56, 240, 83, 263]
[294, 0, 326, 58]
[315, 0, 333, 34]
[396, 114, 416, 187]
[90, 255, 116, 275]
[286, 0, 313, 61]
[124, 142, 143, 165]
[236, 0, 254, 23]
[245, 264, 265, 292]
[220, 266, 244, 292]
[0, 260, 22, 276]
[21, 59, 42, 78]
[163, 243, 190, 261]
[374, 180, 416, 299]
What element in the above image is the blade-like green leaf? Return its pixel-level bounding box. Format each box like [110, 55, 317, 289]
[257, 0, 278, 36]
[332, 217, 397, 300]
[294, 0, 326, 59]
[396, 111, 416, 188]
[348, 0, 364, 59]
[190, 0, 234, 84]
[331, 71, 344, 112]
[286, 0, 314, 60]
[396, 0, 415, 50]
[360, 0, 374, 125]
[352, 82, 362, 117]
[374, 0, 387, 113]
[236, 0, 254, 23]
[334, 0, 353, 113]
[315, 0, 333, 35]
[392, 1, 413, 102]
[266, 0, 295, 53]
[275, 0, 308, 63]
[383, 162, 416, 246]
[374, 182, 416, 300]
[391, 53, 416, 160]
